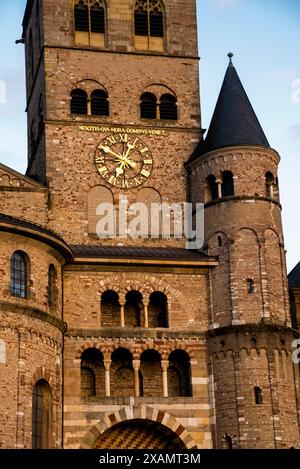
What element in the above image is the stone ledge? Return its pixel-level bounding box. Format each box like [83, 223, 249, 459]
[0, 300, 67, 332]
[66, 327, 206, 340]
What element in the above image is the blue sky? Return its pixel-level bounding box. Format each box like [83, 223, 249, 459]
[0, 0, 299, 270]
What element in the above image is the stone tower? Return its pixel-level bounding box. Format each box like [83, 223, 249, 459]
[24, 0, 201, 246]
[5, 0, 216, 450]
[187, 56, 300, 448]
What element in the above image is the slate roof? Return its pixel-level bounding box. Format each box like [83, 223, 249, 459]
[288, 262, 300, 288]
[71, 245, 215, 262]
[0, 213, 72, 259]
[196, 58, 270, 157]
[0, 213, 65, 243]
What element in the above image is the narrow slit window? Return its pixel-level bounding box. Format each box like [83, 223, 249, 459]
[48, 265, 57, 309]
[254, 386, 263, 405]
[10, 251, 29, 299]
[247, 278, 255, 294]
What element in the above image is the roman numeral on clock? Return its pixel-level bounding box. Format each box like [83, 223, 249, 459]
[107, 135, 116, 145]
[141, 147, 149, 154]
[108, 175, 117, 186]
[98, 166, 109, 178]
[119, 134, 128, 143]
[95, 156, 105, 164]
[141, 169, 150, 178]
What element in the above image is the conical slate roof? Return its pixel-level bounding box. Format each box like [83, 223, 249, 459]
[289, 262, 300, 288]
[199, 55, 270, 155]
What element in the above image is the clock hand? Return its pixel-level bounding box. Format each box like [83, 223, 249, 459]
[100, 145, 123, 160]
[115, 165, 124, 177]
[123, 141, 137, 160]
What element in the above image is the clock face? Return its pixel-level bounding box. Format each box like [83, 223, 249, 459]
[95, 133, 153, 189]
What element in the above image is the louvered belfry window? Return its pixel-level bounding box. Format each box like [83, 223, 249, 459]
[160, 94, 178, 120]
[74, 0, 105, 46]
[140, 92, 157, 119]
[134, 0, 164, 50]
[91, 90, 109, 116]
[71, 89, 88, 115]
[75, 0, 89, 31]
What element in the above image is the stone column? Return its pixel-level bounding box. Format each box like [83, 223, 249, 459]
[161, 360, 169, 398]
[120, 303, 125, 328]
[87, 98, 91, 116]
[144, 303, 149, 329]
[216, 179, 222, 199]
[104, 360, 111, 397]
[133, 360, 141, 397]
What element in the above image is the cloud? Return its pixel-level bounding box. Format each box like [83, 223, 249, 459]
[287, 124, 300, 140]
[217, 0, 239, 8]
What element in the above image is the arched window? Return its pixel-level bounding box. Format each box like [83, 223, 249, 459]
[205, 175, 218, 202]
[48, 265, 57, 309]
[134, 0, 164, 37]
[124, 291, 143, 328]
[134, 0, 164, 51]
[247, 278, 255, 294]
[221, 171, 234, 197]
[10, 251, 29, 299]
[75, 0, 89, 31]
[101, 290, 120, 327]
[91, 89, 109, 116]
[168, 350, 192, 397]
[90, 1, 105, 33]
[265, 172, 274, 198]
[254, 386, 263, 405]
[32, 380, 52, 449]
[88, 185, 114, 235]
[148, 292, 168, 328]
[74, 0, 105, 47]
[71, 89, 88, 114]
[81, 348, 105, 398]
[111, 348, 134, 397]
[140, 92, 157, 119]
[160, 94, 178, 120]
[140, 349, 163, 397]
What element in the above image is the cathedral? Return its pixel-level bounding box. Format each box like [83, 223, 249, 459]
[0, 0, 299, 450]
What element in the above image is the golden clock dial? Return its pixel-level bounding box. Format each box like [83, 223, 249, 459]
[95, 133, 153, 189]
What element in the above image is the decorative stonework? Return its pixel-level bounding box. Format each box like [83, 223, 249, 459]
[80, 405, 198, 449]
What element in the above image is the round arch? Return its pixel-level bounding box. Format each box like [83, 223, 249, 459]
[80, 405, 197, 449]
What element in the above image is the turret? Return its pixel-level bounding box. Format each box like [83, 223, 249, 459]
[187, 55, 300, 448]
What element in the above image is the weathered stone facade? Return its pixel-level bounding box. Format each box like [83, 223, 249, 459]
[0, 0, 299, 450]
